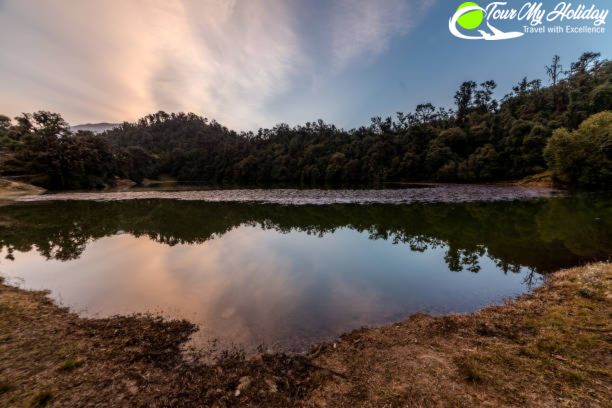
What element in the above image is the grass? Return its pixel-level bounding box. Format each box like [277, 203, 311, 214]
[57, 358, 84, 372]
[29, 389, 53, 407]
[577, 287, 594, 298]
[309, 263, 612, 406]
[456, 357, 486, 384]
[0, 178, 44, 200]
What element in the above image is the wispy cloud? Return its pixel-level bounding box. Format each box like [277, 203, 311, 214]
[0, 0, 434, 129]
[328, 0, 435, 68]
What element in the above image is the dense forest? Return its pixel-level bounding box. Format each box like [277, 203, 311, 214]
[1, 52, 610, 190]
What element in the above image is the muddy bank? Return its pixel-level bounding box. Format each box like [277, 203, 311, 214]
[1, 263, 610, 407]
[0, 278, 317, 407]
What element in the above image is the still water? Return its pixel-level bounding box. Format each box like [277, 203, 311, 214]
[1, 188, 610, 352]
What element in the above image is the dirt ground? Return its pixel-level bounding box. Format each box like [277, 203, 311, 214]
[1, 263, 610, 407]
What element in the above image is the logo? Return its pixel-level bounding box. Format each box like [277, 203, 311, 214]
[450, 2, 526, 40]
[449, 1, 609, 41]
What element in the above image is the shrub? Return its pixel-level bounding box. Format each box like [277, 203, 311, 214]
[590, 82, 612, 111]
[544, 111, 612, 188]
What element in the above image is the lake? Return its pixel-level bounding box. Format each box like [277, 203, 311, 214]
[1, 186, 610, 352]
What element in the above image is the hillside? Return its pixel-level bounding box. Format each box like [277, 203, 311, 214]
[1, 52, 610, 190]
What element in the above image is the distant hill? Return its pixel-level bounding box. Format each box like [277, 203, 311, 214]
[71, 123, 120, 134]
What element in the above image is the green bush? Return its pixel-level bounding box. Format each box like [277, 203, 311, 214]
[590, 82, 612, 111]
[544, 111, 612, 188]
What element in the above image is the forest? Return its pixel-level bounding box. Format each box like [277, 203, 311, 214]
[0, 52, 610, 190]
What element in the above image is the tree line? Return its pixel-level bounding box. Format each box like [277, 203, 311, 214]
[1, 51, 610, 190]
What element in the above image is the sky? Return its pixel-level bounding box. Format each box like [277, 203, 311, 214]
[0, 0, 610, 131]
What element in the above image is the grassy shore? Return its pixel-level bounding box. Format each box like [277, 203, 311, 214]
[0, 179, 44, 201]
[1, 263, 610, 407]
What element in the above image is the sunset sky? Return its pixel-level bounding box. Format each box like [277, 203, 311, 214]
[0, 0, 610, 130]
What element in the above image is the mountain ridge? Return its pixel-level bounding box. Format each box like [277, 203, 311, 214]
[71, 122, 120, 133]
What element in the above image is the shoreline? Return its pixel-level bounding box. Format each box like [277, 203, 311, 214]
[0, 176, 559, 200]
[1, 263, 610, 406]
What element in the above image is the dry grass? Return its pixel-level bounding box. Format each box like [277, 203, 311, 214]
[57, 358, 84, 373]
[309, 263, 612, 407]
[1, 263, 611, 407]
[0, 178, 44, 201]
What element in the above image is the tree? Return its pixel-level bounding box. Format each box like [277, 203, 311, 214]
[454, 81, 476, 123]
[411, 103, 436, 125]
[0, 115, 10, 130]
[546, 55, 565, 111]
[474, 80, 498, 113]
[1, 111, 119, 189]
[590, 82, 612, 111]
[544, 111, 612, 188]
[545, 55, 563, 86]
[569, 52, 601, 76]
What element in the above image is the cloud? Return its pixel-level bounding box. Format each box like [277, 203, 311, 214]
[327, 0, 435, 68]
[0, 0, 301, 129]
[0, 0, 434, 129]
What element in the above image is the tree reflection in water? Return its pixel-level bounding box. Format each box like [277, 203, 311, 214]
[1, 194, 610, 276]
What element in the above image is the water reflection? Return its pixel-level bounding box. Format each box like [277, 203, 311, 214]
[0, 195, 610, 351]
